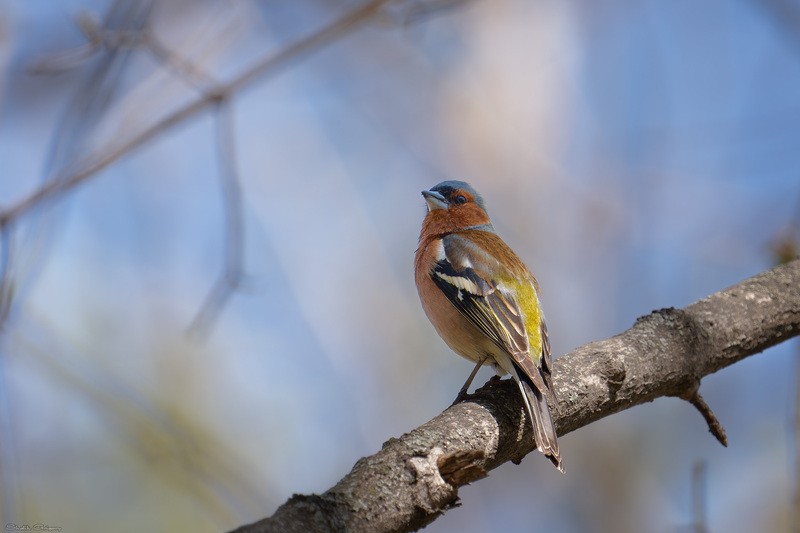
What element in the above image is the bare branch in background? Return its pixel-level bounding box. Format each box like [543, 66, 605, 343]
[234, 260, 800, 533]
[378, 0, 473, 26]
[143, 29, 220, 94]
[691, 460, 708, 533]
[187, 99, 246, 339]
[0, 225, 13, 329]
[29, 7, 147, 73]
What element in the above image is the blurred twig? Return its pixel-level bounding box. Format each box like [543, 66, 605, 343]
[378, 0, 473, 26]
[43, 0, 154, 170]
[29, 4, 152, 73]
[187, 99, 246, 339]
[691, 460, 708, 533]
[0, 226, 13, 329]
[143, 29, 220, 94]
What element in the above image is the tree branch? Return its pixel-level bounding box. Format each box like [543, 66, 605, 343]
[233, 259, 800, 533]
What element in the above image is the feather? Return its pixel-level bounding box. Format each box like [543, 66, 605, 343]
[430, 230, 563, 471]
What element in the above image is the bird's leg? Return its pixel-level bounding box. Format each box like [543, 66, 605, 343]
[451, 356, 488, 406]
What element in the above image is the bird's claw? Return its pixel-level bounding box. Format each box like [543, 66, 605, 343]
[450, 388, 472, 406]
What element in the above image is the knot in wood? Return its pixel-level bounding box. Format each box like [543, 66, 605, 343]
[407, 448, 459, 514]
[636, 306, 713, 385]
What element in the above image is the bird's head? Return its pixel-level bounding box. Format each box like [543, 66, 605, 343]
[420, 180, 492, 237]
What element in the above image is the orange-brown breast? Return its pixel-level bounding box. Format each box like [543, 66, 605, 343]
[415, 236, 497, 363]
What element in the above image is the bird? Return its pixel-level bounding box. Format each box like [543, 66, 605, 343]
[414, 180, 562, 472]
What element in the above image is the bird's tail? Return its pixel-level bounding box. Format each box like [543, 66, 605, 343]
[517, 373, 563, 473]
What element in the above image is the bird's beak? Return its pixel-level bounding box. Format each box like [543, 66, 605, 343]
[421, 190, 447, 211]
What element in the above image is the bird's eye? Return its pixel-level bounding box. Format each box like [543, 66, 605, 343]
[454, 195, 467, 205]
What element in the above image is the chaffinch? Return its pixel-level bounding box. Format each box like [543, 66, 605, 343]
[415, 180, 562, 472]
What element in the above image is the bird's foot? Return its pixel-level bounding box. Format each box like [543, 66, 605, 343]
[450, 386, 472, 406]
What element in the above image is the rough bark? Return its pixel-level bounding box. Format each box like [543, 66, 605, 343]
[233, 259, 800, 533]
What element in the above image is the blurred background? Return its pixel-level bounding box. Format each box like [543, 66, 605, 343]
[1, 0, 799, 531]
